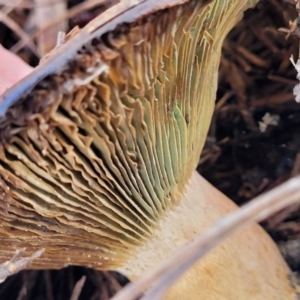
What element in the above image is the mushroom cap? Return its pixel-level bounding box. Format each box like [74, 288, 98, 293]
[0, 0, 257, 269]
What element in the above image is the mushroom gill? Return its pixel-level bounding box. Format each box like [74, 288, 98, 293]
[0, 0, 296, 299]
[0, 0, 219, 268]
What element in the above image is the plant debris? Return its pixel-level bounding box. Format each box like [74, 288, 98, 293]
[0, 249, 44, 284]
[258, 112, 280, 132]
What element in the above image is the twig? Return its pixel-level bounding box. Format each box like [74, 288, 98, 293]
[69, 276, 87, 300]
[0, 4, 39, 56]
[0, 249, 45, 284]
[11, 0, 111, 54]
[85, 0, 144, 34]
[17, 270, 39, 300]
[0, 0, 61, 8]
[33, 0, 68, 55]
[112, 175, 300, 300]
[44, 270, 54, 300]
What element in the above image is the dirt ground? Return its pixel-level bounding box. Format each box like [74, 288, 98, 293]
[0, 0, 300, 299]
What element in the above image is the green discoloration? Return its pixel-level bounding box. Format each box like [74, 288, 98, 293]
[0, 0, 259, 269]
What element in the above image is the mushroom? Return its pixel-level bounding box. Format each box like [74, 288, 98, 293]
[0, 0, 296, 298]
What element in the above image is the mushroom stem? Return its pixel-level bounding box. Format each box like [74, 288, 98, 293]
[120, 171, 296, 299]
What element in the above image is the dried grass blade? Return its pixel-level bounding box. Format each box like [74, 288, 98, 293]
[0, 7, 39, 56]
[69, 276, 87, 300]
[0, 249, 45, 284]
[11, 0, 113, 54]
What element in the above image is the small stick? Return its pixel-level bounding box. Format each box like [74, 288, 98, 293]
[0, 248, 45, 283]
[69, 276, 87, 300]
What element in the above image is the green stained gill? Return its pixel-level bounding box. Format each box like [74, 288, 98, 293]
[0, 0, 258, 269]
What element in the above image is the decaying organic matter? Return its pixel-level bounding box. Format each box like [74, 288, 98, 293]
[0, 0, 297, 298]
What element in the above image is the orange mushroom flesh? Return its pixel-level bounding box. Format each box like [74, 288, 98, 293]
[0, 0, 296, 298]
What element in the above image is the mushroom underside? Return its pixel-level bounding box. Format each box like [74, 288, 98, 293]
[0, 3, 293, 299]
[0, 0, 242, 268]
